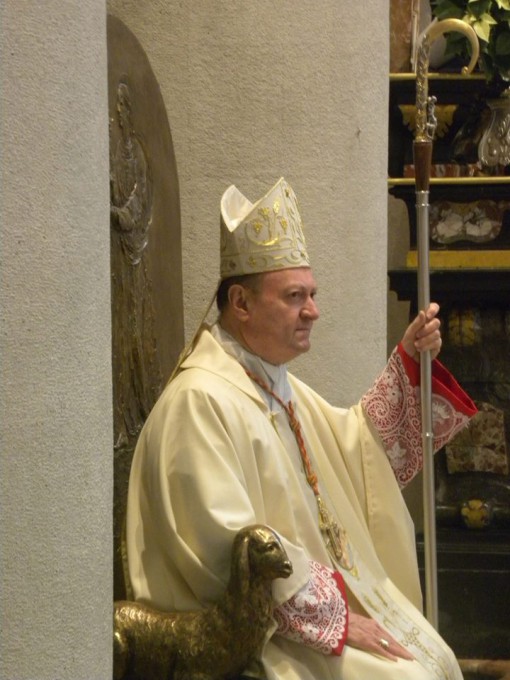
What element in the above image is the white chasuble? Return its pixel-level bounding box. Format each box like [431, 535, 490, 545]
[127, 326, 471, 680]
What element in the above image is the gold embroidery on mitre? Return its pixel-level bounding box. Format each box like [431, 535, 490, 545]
[220, 177, 310, 278]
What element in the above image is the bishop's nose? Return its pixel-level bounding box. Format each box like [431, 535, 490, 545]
[302, 297, 319, 320]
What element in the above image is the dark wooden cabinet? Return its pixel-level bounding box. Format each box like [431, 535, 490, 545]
[388, 73, 510, 661]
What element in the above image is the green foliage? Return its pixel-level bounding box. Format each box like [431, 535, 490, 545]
[431, 0, 510, 82]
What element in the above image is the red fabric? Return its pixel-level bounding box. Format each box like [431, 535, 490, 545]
[331, 570, 348, 655]
[274, 560, 348, 656]
[396, 343, 477, 417]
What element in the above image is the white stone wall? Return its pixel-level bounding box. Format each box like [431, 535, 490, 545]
[107, 0, 390, 405]
[0, 2, 112, 678]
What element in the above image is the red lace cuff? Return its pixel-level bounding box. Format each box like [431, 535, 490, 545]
[273, 560, 348, 656]
[361, 345, 477, 488]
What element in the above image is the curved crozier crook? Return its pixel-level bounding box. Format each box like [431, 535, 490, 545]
[426, 18, 480, 75]
[415, 18, 480, 143]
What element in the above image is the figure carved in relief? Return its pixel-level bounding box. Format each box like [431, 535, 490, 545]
[111, 82, 152, 264]
[110, 81, 162, 450]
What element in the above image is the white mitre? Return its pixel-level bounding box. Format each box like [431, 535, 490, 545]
[220, 177, 310, 279]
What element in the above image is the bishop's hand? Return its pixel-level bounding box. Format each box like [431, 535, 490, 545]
[346, 611, 414, 662]
[401, 302, 442, 363]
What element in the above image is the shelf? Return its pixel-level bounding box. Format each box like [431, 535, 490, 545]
[389, 182, 510, 254]
[390, 72, 487, 82]
[388, 74, 496, 178]
[389, 177, 510, 186]
[388, 268, 510, 307]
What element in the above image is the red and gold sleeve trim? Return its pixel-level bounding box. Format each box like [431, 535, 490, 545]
[361, 345, 477, 488]
[274, 560, 348, 656]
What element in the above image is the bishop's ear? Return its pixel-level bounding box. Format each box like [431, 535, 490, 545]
[228, 284, 251, 319]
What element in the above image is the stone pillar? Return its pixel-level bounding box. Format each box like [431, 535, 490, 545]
[0, 2, 112, 678]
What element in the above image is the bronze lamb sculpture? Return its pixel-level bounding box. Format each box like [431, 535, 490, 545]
[114, 524, 293, 680]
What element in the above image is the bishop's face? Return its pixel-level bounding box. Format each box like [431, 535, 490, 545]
[239, 267, 319, 365]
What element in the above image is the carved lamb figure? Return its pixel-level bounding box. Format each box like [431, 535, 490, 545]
[114, 524, 293, 680]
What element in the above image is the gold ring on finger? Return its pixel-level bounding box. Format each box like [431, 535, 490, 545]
[379, 638, 390, 650]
